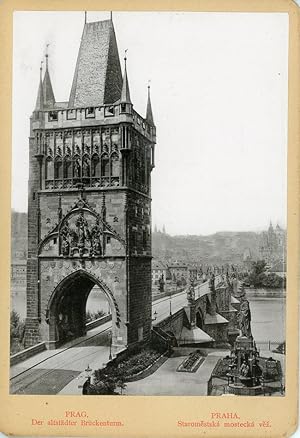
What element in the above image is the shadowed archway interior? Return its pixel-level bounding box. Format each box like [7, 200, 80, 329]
[47, 271, 112, 346]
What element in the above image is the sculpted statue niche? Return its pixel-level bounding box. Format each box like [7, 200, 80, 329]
[59, 212, 103, 258]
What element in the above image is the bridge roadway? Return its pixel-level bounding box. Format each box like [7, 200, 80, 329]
[10, 279, 217, 395]
[152, 277, 216, 324]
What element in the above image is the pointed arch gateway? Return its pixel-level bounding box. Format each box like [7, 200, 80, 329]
[46, 269, 119, 348]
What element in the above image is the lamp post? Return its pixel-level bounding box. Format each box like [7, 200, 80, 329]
[82, 364, 93, 394]
[85, 364, 92, 379]
[108, 331, 112, 361]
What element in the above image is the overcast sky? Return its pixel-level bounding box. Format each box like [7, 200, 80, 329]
[12, 11, 288, 235]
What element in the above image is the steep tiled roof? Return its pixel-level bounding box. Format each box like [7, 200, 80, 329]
[152, 260, 167, 270]
[69, 20, 122, 107]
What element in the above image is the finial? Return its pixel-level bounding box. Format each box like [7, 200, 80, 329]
[124, 49, 128, 64]
[85, 11, 87, 24]
[148, 80, 151, 99]
[40, 60, 43, 80]
[110, 11, 113, 21]
[45, 43, 50, 69]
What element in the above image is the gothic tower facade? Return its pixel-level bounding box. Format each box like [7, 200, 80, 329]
[25, 18, 156, 350]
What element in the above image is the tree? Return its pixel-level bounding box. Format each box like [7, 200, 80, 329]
[247, 260, 267, 287]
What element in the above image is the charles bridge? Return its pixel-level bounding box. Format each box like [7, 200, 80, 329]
[152, 274, 240, 348]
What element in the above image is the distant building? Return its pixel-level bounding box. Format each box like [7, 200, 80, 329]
[259, 222, 286, 264]
[152, 260, 169, 286]
[168, 261, 188, 284]
[11, 260, 27, 289]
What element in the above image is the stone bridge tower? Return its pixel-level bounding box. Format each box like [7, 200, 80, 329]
[25, 17, 156, 350]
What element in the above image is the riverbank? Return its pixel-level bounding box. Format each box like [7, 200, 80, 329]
[245, 287, 286, 298]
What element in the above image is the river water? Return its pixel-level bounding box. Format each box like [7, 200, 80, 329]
[246, 291, 286, 344]
[11, 287, 286, 343]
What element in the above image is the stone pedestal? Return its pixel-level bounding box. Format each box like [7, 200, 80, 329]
[226, 335, 262, 395]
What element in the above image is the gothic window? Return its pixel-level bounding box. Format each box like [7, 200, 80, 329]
[48, 111, 58, 121]
[46, 157, 54, 179]
[67, 109, 76, 120]
[63, 156, 72, 179]
[104, 106, 114, 117]
[85, 107, 95, 118]
[111, 153, 119, 177]
[101, 154, 109, 177]
[142, 231, 147, 248]
[54, 157, 63, 179]
[91, 154, 100, 177]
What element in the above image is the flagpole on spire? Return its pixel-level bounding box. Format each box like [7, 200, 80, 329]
[85, 11, 87, 24]
[110, 11, 113, 21]
[45, 43, 50, 69]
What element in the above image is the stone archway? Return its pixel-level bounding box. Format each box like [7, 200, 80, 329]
[196, 310, 204, 329]
[46, 269, 117, 348]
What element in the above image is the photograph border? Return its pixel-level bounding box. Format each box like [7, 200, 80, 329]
[0, 0, 299, 437]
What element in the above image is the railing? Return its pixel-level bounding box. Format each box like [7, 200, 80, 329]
[151, 327, 172, 352]
[255, 341, 285, 354]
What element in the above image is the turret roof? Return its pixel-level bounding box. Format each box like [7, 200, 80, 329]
[34, 67, 44, 111]
[146, 85, 154, 125]
[120, 57, 131, 103]
[42, 57, 56, 108]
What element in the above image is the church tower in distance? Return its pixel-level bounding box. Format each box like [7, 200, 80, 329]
[25, 17, 156, 350]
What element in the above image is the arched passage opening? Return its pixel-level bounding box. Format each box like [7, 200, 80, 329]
[196, 310, 204, 330]
[47, 270, 115, 347]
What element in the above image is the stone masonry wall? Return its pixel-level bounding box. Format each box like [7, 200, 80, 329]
[25, 134, 41, 347]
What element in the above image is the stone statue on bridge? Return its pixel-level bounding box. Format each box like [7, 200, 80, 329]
[238, 297, 252, 339]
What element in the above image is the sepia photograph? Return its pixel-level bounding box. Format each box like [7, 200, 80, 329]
[10, 10, 287, 398]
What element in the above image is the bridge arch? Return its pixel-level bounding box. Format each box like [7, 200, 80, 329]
[196, 309, 204, 329]
[45, 269, 119, 348]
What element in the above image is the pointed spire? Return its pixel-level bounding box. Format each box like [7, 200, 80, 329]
[42, 44, 55, 108]
[120, 50, 131, 104]
[35, 60, 44, 111]
[146, 82, 154, 125]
